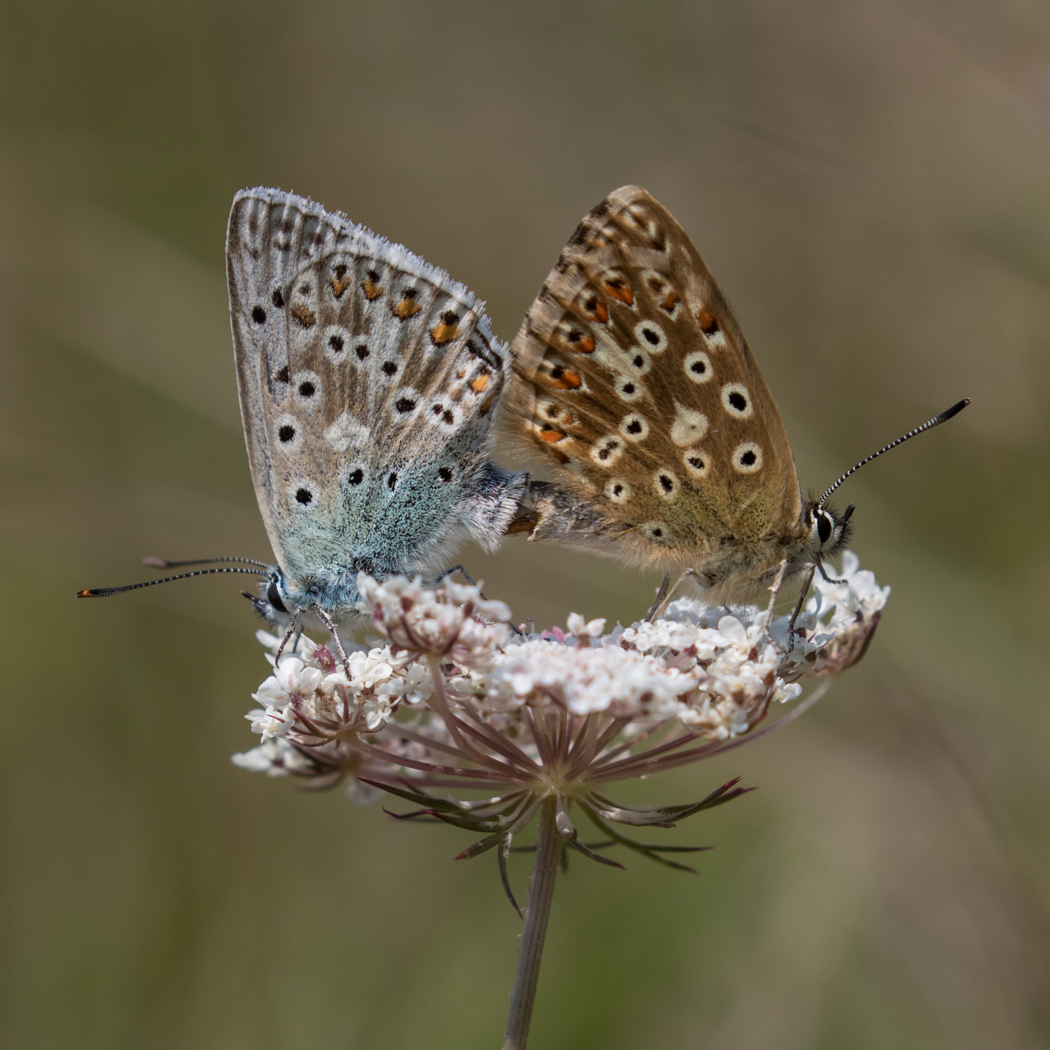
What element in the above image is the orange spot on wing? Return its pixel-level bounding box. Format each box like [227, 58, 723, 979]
[589, 299, 609, 323]
[538, 426, 568, 443]
[330, 276, 351, 298]
[549, 448, 570, 464]
[573, 335, 595, 353]
[469, 375, 490, 393]
[393, 298, 422, 319]
[430, 321, 460, 345]
[698, 307, 719, 335]
[604, 281, 634, 306]
[290, 303, 316, 328]
[661, 292, 679, 313]
[548, 368, 582, 390]
[361, 279, 383, 300]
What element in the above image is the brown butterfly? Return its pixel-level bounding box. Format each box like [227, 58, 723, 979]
[503, 185, 966, 608]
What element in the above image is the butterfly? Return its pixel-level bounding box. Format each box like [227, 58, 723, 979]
[502, 185, 966, 608]
[224, 187, 527, 630]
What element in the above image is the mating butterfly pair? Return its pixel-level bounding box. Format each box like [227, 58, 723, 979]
[224, 184, 854, 630]
[82, 186, 965, 635]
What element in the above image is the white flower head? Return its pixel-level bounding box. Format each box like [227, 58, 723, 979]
[235, 556, 886, 819]
[357, 573, 510, 669]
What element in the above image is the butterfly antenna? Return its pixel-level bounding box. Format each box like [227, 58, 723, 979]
[142, 556, 272, 570]
[818, 399, 970, 509]
[77, 566, 268, 598]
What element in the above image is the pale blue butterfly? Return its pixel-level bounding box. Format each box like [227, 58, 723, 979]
[80, 189, 527, 647]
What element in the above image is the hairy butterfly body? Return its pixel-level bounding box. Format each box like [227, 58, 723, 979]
[227, 188, 526, 625]
[505, 185, 851, 604]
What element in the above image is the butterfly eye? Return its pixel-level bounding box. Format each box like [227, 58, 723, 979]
[266, 579, 288, 615]
[817, 511, 834, 545]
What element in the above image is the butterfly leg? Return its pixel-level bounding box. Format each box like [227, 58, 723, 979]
[312, 603, 353, 680]
[645, 570, 693, 622]
[760, 560, 791, 646]
[274, 610, 301, 668]
[436, 564, 475, 585]
[436, 565, 524, 637]
[817, 561, 846, 586]
[645, 572, 673, 622]
[786, 565, 817, 652]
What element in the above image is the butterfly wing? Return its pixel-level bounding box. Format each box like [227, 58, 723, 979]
[227, 188, 525, 595]
[506, 186, 804, 575]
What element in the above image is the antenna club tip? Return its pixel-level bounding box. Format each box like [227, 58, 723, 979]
[142, 557, 170, 568]
[941, 398, 971, 421]
[76, 589, 96, 598]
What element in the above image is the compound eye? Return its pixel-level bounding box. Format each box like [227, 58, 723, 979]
[266, 579, 288, 614]
[817, 511, 833, 546]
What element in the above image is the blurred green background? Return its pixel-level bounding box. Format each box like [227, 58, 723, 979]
[2, 0, 1049, 1047]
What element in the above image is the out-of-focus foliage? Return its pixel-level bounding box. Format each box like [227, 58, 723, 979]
[1, 1, 1048, 1047]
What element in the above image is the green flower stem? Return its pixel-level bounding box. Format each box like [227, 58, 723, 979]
[503, 794, 561, 1050]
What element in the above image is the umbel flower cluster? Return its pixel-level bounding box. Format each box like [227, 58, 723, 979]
[233, 553, 887, 894]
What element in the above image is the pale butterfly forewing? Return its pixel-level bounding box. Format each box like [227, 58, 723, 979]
[227, 188, 525, 620]
[505, 186, 819, 600]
